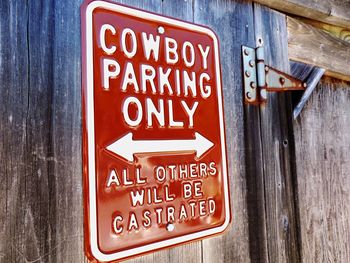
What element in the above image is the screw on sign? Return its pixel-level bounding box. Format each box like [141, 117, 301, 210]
[81, 0, 231, 262]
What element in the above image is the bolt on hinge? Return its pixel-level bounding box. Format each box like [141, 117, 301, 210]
[242, 45, 307, 104]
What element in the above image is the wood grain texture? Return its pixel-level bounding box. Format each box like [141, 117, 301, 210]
[290, 61, 325, 119]
[0, 0, 257, 262]
[0, 0, 86, 262]
[47, 1, 86, 261]
[294, 17, 350, 44]
[254, 4, 301, 263]
[253, 0, 350, 29]
[287, 17, 350, 82]
[194, 0, 255, 262]
[7, 1, 348, 263]
[0, 0, 30, 262]
[293, 78, 350, 263]
[243, 3, 269, 263]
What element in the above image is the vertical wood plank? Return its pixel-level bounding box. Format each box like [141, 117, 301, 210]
[0, 0, 29, 262]
[243, 33, 269, 263]
[254, 4, 300, 263]
[23, 0, 58, 261]
[293, 78, 350, 263]
[1, 0, 86, 261]
[194, 0, 255, 262]
[51, 0, 86, 261]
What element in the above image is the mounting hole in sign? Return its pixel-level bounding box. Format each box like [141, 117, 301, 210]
[166, 223, 175, 232]
[158, 26, 165, 34]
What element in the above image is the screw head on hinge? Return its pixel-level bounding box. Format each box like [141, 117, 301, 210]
[244, 49, 250, 56]
[246, 92, 252, 100]
[245, 70, 251, 77]
[279, 77, 285, 85]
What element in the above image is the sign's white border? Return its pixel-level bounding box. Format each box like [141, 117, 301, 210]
[85, 1, 230, 261]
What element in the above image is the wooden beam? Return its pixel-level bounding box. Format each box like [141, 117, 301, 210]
[253, 0, 350, 29]
[296, 17, 350, 43]
[287, 17, 350, 82]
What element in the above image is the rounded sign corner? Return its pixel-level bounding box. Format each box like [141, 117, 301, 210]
[220, 211, 232, 234]
[202, 26, 221, 48]
[80, 0, 99, 13]
[90, 242, 110, 263]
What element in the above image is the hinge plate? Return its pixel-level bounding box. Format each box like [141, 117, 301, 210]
[242, 45, 306, 104]
[242, 46, 258, 104]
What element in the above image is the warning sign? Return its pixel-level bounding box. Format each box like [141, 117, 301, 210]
[81, 0, 231, 261]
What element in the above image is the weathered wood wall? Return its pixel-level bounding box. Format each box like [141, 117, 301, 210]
[253, 0, 350, 28]
[293, 78, 350, 262]
[0, 0, 85, 262]
[287, 17, 350, 82]
[244, 4, 300, 263]
[0, 0, 349, 262]
[0, 0, 256, 262]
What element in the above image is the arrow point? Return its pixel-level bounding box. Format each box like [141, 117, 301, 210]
[106, 133, 134, 162]
[195, 132, 214, 158]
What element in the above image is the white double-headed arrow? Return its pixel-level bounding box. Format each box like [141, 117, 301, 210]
[106, 132, 214, 162]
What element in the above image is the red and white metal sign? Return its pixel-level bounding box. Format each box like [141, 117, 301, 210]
[81, 0, 231, 261]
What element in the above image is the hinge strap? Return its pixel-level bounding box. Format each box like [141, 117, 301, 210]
[242, 45, 306, 105]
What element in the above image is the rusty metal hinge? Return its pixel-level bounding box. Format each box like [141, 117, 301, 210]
[242, 45, 307, 104]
